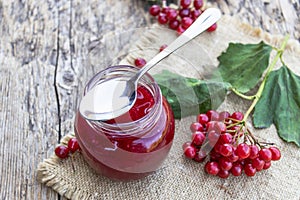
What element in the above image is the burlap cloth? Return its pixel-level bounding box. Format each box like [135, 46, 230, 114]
[37, 15, 300, 200]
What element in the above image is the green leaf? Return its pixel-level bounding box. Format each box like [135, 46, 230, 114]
[253, 66, 300, 147]
[217, 41, 272, 93]
[153, 70, 230, 119]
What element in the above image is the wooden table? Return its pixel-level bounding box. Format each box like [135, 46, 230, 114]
[0, 0, 299, 199]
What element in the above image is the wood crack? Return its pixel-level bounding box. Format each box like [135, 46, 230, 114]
[54, 15, 62, 142]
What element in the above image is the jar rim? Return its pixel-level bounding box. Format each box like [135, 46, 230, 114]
[82, 65, 163, 132]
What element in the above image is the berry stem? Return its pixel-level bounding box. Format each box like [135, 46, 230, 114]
[242, 35, 290, 122]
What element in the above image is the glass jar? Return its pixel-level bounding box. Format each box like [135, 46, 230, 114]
[74, 65, 175, 180]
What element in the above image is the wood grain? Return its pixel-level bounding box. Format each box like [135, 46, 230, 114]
[0, 0, 298, 199]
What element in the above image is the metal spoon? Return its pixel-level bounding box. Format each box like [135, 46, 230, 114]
[79, 8, 221, 121]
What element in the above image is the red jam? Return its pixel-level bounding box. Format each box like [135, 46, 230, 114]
[75, 85, 175, 180]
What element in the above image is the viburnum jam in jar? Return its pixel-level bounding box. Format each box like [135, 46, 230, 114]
[74, 65, 175, 180]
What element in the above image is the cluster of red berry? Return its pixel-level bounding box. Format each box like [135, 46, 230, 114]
[183, 110, 281, 178]
[149, 0, 217, 34]
[54, 137, 80, 159]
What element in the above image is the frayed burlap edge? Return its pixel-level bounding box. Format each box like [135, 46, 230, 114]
[37, 135, 94, 200]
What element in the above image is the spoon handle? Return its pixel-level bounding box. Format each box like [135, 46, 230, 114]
[134, 8, 221, 81]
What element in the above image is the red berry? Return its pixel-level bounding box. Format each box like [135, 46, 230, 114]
[191, 9, 202, 20]
[219, 144, 233, 157]
[252, 157, 265, 171]
[218, 111, 231, 122]
[263, 161, 271, 170]
[68, 138, 80, 153]
[248, 145, 259, 159]
[207, 130, 220, 145]
[180, 0, 191, 8]
[218, 169, 230, 179]
[193, 150, 207, 162]
[227, 150, 239, 162]
[219, 157, 233, 171]
[205, 161, 220, 175]
[244, 163, 256, 176]
[259, 148, 272, 162]
[209, 150, 222, 161]
[182, 141, 192, 150]
[236, 143, 251, 159]
[207, 23, 217, 32]
[197, 113, 209, 125]
[215, 121, 227, 133]
[190, 122, 204, 132]
[158, 13, 168, 24]
[134, 58, 146, 67]
[230, 162, 242, 176]
[161, 6, 170, 14]
[219, 133, 233, 144]
[149, 5, 161, 16]
[192, 131, 206, 146]
[55, 145, 69, 159]
[177, 24, 186, 34]
[230, 111, 244, 121]
[166, 8, 178, 20]
[183, 145, 196, 159]
[159, 44, 168, 52]
[179, 8, 191, 18]
[169, 19, 180, 30]
[194, 0, 204, 9]
[269, 147, 281, 161]
[206, 110, 219, 121]
[181, 17, 193, 29]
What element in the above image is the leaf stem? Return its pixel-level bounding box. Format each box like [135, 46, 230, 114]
[242, 35, 290, 121]
[230, 87, 255, 100]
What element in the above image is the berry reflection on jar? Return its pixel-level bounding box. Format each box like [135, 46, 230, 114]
[74, 65, 175, 180]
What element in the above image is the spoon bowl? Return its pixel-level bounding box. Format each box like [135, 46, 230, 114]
[79, 8, 222, 121]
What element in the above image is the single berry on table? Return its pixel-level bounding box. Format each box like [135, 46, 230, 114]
[68, 137, 80, 153]
[55, 145, 69, 159]
[159, 44, 168, 52]
[134, 58, 146, 68]
[206, 23, 217, 32]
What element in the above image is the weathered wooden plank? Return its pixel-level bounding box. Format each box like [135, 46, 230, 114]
[0, 0, 299, 199]
[0, 0, 60, 199]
